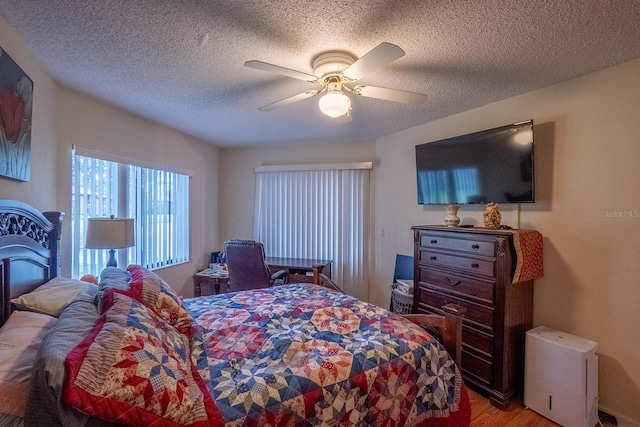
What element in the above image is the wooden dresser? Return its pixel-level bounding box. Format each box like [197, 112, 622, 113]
[412, 225, 537, 408]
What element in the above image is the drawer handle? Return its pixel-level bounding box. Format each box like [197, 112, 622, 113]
[445, 277, 461, 287]
[430, 239, 438, 244]
[471, 262, 479, 268]
[429, 256, 437, 261]
[471, 244, 480, 249]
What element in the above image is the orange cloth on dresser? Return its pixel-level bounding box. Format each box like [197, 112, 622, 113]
[511, 230, 544, 284]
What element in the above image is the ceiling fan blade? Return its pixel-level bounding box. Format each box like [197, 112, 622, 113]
[257, 90, 319, 111]
[355, 85, 427, 105]
[245, 60, 318, 82]
[342, 42, 405, 81]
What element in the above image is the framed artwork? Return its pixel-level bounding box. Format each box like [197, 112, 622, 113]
[0, 47, 32, 182]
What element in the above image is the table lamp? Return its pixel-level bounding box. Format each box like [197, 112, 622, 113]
[85, 215, 135, 267]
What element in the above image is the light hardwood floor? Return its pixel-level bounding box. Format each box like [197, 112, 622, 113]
[468, 388, 612, 427]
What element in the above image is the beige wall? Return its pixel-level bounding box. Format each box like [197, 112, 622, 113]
[374, 59, 640, 424]
[0, 16, 57, 209]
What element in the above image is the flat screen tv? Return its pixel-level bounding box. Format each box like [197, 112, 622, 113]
[416, 120, 535, 205]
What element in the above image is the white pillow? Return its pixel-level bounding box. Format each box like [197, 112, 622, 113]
[0, 311, 57, 416]
[11, 277, 98, 317]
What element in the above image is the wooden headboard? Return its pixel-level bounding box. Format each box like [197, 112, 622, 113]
[0, 199, 64, 326]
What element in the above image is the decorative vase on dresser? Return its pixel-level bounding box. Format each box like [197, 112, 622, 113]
[411, 225, 544, 409]
[444, 203, 461, 227]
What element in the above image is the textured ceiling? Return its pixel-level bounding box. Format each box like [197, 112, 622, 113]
[1, 0, 639, 147]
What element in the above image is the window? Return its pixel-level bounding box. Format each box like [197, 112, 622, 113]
[253, 163, 371, 300]
[71, 151, 190, 278]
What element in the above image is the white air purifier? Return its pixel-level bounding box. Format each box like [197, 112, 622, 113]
[525, 326, 599, 427]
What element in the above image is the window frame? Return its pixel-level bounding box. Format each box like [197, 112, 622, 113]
[71, 147, 191, 278]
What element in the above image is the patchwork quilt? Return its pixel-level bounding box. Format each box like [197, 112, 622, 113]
[63, 267, 470, 426]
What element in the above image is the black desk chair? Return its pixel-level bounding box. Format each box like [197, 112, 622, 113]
[224, 240, 288, 292]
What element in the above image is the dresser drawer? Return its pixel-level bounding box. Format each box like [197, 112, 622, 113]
[419, 300, 494, 356]
[419, 266, 495, 303]
[462, 351, 493, 386]
[462, 325, 494, 357]
[418, 288, 494, 329]
[419, 249, 495, 276]
[419, 233, 496, 257]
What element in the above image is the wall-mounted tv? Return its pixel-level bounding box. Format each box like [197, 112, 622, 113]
[416, 120, 535, 205]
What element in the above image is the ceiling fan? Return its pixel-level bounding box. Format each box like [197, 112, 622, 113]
[244, 42, 427, 119]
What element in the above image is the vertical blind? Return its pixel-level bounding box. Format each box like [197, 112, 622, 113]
[71, 151, 190, 278]
[128, 167, 190, 269]
[71, 155, 119, 276]
[253, 164, 370, 300]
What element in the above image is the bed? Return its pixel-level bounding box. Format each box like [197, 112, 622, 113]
[0, 199, 471, 426]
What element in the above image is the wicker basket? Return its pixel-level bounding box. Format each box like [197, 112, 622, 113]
[391, 283, 414, 314]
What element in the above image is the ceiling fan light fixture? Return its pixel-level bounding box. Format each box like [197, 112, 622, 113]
[246, 43, 424, 119]
[319, 90, 351, 118]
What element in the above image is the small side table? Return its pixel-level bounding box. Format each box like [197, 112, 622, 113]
[193, 268, 229, 297]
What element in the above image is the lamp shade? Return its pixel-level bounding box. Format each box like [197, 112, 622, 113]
[318, 90, 351, 118]
[85, 217, 135, 250]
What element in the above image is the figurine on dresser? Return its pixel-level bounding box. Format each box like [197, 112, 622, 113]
[483, 202, 501, 229]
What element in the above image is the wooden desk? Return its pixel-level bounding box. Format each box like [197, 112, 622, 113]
[266, 257, 332, 283]
[194, 258, 333, 296]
